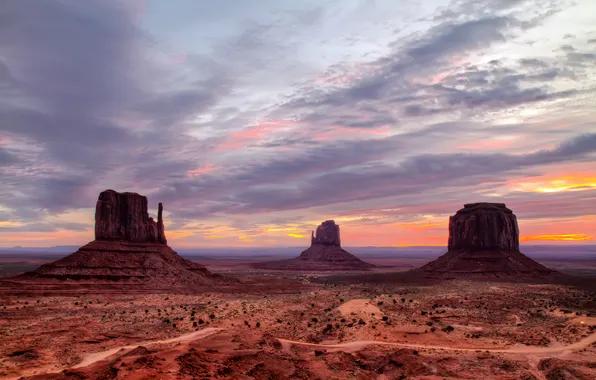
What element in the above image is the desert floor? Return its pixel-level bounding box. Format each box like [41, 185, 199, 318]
[1, 256, 596, 379]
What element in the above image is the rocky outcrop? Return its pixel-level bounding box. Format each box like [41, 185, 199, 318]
[95, 190, 166, 244]
[311, 220, 341, 246]
[419, 203, 555, 277]
[255, 220, 374, 271]
[12, 189, 227, 291]
[448, 203, 518, 252]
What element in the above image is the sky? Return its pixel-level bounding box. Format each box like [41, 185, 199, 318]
[0, 0, 595, 249]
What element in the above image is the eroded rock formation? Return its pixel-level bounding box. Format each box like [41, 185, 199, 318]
[311, 220, 341, 246]
[13, 189, 226, 291]
[255, 220, 374, 271]
[419, 202, 555, 277]
[448, 203, 518, 252]
[95, 190, 167, 244]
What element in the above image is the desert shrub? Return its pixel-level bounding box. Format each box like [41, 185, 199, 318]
[312, 317, 318, 323]
[209, 313, 215, 319]
[358, 319, 366, 325]
[442, 325, 455, 333]
[256, 322, 261, 328]
[198, 319, 205, 324]
[382, 316, 388, 321]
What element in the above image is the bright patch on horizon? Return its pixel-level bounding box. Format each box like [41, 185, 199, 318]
[521, 234, 594, 242]
[512, 175, 596, 193]
[288, 233, 305, 239]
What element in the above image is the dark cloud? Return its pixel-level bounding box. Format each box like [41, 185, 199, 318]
[0, 148, 18, 166]
[156, 131, 596, 218]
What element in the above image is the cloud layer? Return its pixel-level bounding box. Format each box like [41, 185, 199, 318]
[1, 0, 595, 247]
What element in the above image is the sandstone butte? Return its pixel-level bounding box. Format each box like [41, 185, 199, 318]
[419, 202, 556, 277]
[10, 189, 225, 291]
[255, 220, 375, 271]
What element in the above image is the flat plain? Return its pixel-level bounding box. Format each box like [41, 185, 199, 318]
[1, 250, 596, 379]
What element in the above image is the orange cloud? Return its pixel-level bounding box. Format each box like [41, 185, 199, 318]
[520, 234, 594, 242]
[288, 233, 305, 239]
[511, 174, 596, 193]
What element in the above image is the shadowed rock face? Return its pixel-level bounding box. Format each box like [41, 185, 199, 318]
[12, 189, 228, 291]
[448, 203, 519, 252]
[420, 203, 555, 277]
[255, 220, 374, 271]
[311, 220, 341, 247]
[95, 190, 167, 244]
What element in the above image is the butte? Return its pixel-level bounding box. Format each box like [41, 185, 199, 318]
[418, 202, 556, 278]
[254, 220, 375, 271]
[3, 190, 226, 293]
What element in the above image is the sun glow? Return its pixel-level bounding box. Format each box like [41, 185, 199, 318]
[521, 234, 594, 242]
[511, 175, 596, 193]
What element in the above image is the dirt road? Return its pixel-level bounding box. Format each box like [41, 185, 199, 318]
[73, 327, 222, 368]
[4, 328, 221, 380]
[278, 330, 596, 355]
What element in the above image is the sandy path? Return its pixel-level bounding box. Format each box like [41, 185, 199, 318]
[73, 327, 222, 368]
[4, 328, 221, 380]
[278, 331, 596, 355]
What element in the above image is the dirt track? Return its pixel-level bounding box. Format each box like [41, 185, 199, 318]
[278, 330, 596, 355]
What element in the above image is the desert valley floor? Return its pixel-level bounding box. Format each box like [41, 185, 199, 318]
[1, 254, 596, 380]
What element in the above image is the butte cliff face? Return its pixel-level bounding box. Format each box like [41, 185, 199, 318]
[95, 189, 167, 244]
[255, 220, 374, 271]
[448, 203, 519, 252]
[311, 220, 341, 246]
[420, 202, 555, 277]
[12, 190, 226, 292]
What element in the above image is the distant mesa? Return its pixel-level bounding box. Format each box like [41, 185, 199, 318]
[254, 220, 375, 271]
[6, 189, 227, 292]
[418, 202, 556, 277]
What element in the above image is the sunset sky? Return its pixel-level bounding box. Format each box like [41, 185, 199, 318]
[1, 0, 595, 248]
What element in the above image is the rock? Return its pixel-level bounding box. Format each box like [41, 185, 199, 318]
[419, 203, 555, 277]
[11, 189, 229, 291]
[311, 220, 341, 246]
[254, 220, 374, 271]
[95, 189, 166, 244]
[448, 203, 518, 252]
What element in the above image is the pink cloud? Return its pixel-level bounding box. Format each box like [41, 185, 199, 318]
[187, 164, 216, 177]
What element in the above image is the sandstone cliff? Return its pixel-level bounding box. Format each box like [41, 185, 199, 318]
[255, 220, 374, 271]
[95, 189, 167, 244]
[419, 202, 555, 277]
[311, 220, 341, 246]
[16, 189, 226, 291]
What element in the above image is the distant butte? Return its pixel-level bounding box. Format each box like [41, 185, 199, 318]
[254, 220, 375, 271]
[418, 202, 556, 277]
[6, 189, 228, 292]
